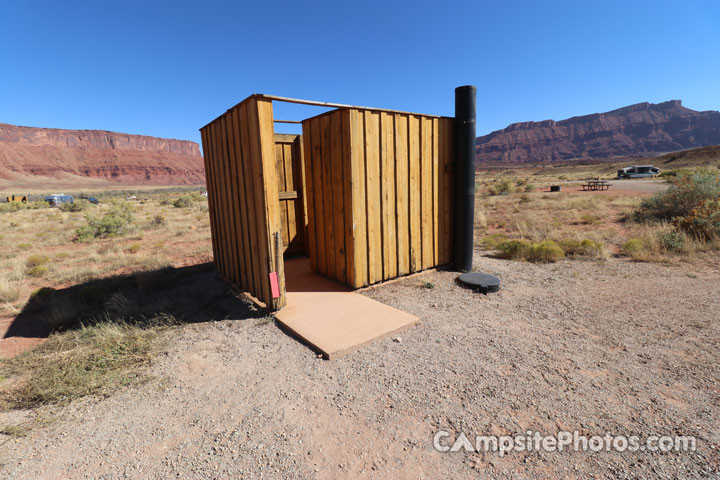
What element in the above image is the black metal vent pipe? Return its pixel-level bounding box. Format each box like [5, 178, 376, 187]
[453, 85, 477, 272]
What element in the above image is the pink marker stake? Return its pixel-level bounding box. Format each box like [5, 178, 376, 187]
[269, 272, 280, 298]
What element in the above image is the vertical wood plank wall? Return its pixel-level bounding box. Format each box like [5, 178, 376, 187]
[302, 110, 350, 284]
[200, 96, 286, 310]
[302, 108, 454, 289]
[274, 134, 307, 256]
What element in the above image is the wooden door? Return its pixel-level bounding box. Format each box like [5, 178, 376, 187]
[274, 134, 307, 256]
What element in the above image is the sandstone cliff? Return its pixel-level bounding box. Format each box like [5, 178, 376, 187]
[0, 123, 205, 185]
[476, 100, 720, 165]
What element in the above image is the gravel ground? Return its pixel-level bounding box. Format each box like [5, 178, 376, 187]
[606, 179, 670, 194]
[1, 251, 719, 479]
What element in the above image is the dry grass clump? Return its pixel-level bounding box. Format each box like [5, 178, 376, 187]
[622, 229, 704, 261]
[557, 238, 605, 258]
[481, 233, 509, 249]
[25, 255, 50, 278]
[496, 239, 565, 263]
[0, 277, 22, 303]
[0, 321, 164, 410]
[147, 214, 167, 228]
[488, 178, 516, 196]
[485, 177, 537, 196]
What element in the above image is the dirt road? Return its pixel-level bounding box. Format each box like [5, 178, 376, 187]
[1, 253, 719, 479]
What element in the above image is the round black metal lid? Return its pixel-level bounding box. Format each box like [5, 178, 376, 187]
[457, 272, 501, 293]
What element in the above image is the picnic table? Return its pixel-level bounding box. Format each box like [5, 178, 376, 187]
[581, 178, 610, 191]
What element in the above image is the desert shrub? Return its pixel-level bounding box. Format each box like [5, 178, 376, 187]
[26, 266, 47, 279]
[622, 230, 697, 260]
[159, 195, 172, 206]
[0, 203, 23, 214]
[575, 214, 599, 225]
[127, 243, 141, 254]
[17, 243, 31, 251]
[673, 198, 720, 241]
[0, 201, 47, 213]
[25, 255, 50, 278]
[488, 179, 516, 196]
[26, 255, 49, 268]
[59, 201, 88, 213]
[656, 230, 691, 253]
[634, 172, 720, 243]
[660, 167, 719, 181]
[558, 238, 603, 257]
[147, 214, 167, 228]
[635, 172, 720, 223]
[172, 195, 193, 208]
[497, 239, 533, 260]
[76, 202, 135, 241]
[531, 240, 565, 263]
[189, 191, 207, 202]
[524, 183, 536, 193]
[481, 233, 509, 249]
[622, 238, 647, 259]
[659, 168, 688, 180]
[497, 239, 564, 263]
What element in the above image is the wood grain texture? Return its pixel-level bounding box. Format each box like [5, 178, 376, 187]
[231, 107, 255, 293]
[225, 110, 247, 288]
[200, 96, 288, 310]
[330, 111, 346, 284]
[380, 112, 397, 280]
[320, 114, 335, 279]
[256, 98, 286, 309]
[420, 116, 433, 270]
[348, 109, 367, 287]
[394, 114, 410, 276]
[302, 124, 318, 273]
[364, 111, 382, 285]
[310, 117, 326, 275]
[295, 135, 309, 254]
[408, 115, 421, 273]
[239, 102, 262, 298]
[203, 96, 455, 304]
[273, 134, 304, 255]
[341, 110, 357, 287]
[432, 117, 440, 266]
[300, 108, 453, 287]
[199, 128, 219, 271]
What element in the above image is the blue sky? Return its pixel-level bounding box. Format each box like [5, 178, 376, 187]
[1, 0, 718, 145]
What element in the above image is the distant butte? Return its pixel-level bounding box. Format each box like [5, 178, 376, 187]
[475, 100, 720, 165]
[0, 123, 205, 185]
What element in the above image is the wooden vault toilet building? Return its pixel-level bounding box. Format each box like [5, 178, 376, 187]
[200, 93, 459, 312]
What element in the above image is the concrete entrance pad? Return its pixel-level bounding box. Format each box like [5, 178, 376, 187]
[275, 258, 419, 359]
